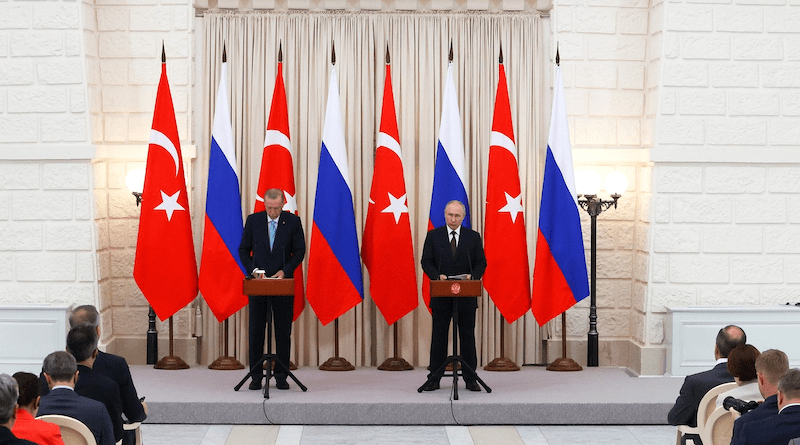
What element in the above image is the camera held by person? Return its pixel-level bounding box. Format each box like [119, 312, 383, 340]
[723, 396, 759, 414]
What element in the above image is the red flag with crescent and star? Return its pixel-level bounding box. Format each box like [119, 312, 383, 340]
[253, 57, 305, 321]
[483, 59, 531, 323]
[134, 55, 198, 321]
[362, 61, 418, 325]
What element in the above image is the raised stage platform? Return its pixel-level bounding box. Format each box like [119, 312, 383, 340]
[132, 365, 684, 426]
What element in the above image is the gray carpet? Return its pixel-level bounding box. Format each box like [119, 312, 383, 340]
[131, 365, 684, 425]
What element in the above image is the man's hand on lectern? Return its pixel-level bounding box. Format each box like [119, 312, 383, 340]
[271, 270, 285, 279]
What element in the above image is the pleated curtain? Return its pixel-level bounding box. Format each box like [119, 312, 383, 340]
[199, 10, 548, 368]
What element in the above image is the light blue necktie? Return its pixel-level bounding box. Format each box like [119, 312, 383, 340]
[269, 220, 277, 249]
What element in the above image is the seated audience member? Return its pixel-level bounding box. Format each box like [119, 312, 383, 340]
[669, 325, 746, 445]
[731, 349, 790, 445]
[717, 344, 762, 408]
[0, 373, 37, 445]
[67, 325, 124, 443]
[69, 305, 147, 425]
[10, 372, 63, 445]
[735, 368, 800, 445]
[38, 351, 115, 445]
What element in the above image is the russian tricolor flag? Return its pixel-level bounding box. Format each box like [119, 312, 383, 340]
[422, 61, 470, 308]
[531, 64, 590, 326]
[199, 57, 247, 322]
[306, 63, 364, 326]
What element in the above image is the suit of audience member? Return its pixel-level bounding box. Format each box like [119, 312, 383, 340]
[731, 349, 790, 444]
[668, 325, 746, 445]
[67, 324, 124, 443]
[10, 372, 63, 445]
[735, 368, 800, 445]
[0, 374, 37, 445]
[68, 305, 147, 424]
[38, 351, 115, 445]
[717, 344, 762, 408]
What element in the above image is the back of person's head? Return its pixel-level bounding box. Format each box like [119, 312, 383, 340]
[66, 324, 98, 362]
[727, 344, 760, 381]
[69, 304, 99, 329]
[11, 372, 39, 407]
[716, 325, 746, 358]
[756, 349, 790, 386]
[778, 368, 800, 401]
[43, 351, 78, 382]
[0, 373, 19, 425]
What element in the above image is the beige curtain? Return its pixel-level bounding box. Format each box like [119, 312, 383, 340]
[198, 10, 547, 369]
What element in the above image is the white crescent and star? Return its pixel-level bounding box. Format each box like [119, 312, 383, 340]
[148, 130, 186, 221]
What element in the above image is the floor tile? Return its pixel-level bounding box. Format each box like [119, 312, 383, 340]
[469, 426, 523, 445]
[140, 424, 209, 445]
[626, 425, 677, 444]
[225, 425, 279, 445]
[538, 425, 640, 445]
[514, 426, 548, 445]
[446, 425, 475, 445]
[276, 425, 303, 445]
[300, 425, 450, 445]
[201, 425, 232, 445]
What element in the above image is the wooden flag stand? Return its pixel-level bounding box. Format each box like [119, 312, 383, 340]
[546, 312, 582, 372]
[319, 318, 355, 371]
[484, 313, 520, 372]
[378, 323, 413, 371]
[209, 318, 244, 370]
[154, 316, 189, 370]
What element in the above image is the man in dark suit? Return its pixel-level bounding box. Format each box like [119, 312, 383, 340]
[731, 349, 790, 445]
[669, 324, 746, 445]
[68, 304, 147, 430]
[67, 324, 123, 443]
[736, 368, 800, 445]
[38, 351, 114, 445]
[420, 200, 487, 392]
[0, 374, 37, 445]
[239, 188, 306, 391]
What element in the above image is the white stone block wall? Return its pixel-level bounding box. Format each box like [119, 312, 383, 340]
[0, 0, 98, 329]
[648, 0, 800, 373]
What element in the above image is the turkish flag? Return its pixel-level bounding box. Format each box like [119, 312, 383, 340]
[253, 60, 305, 321]
[362, 63, 418, 325]
[483, 62, 531, 323]
[134, 59, 198, 321]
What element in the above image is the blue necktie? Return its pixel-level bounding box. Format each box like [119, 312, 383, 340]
[269, 220, 277, 249]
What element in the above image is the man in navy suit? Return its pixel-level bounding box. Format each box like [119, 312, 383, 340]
[731, 349, 790, 445]
[736, 368, 800, 445]
[421, 200, 487, 392]
[0, 374, 37, 445]
[67, 324, 124, 443]
[38, 351, 114, 445]
[669, 325, 746, 445]
[239, 188, 306, 391]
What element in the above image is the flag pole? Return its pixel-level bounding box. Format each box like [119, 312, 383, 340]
[545, 45, 581, 372]
[318, 41, 355, 372]
[207, 42, 245, 372]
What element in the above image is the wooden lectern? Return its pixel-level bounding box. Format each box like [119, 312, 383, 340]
[234, 278, 307, 398]
[417, 280, 492, 400]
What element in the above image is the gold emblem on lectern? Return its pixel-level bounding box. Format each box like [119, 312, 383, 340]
[451, 283, 461, 294]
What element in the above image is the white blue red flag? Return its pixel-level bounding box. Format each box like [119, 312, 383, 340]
[362, 60, 418, 325]
[531, 65, 590, 326]
[306, 64, 364, 326]
[253, 55, 305, 321]
[483, 59, 531, 323]
[199, 58, 247, 322]
[422, 61, 470, 309]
